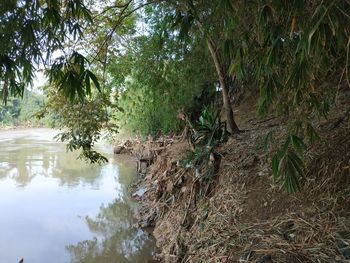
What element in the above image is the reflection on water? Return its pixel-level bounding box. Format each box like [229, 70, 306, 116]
[0, 129, 155, 263]
[68, 199, 153, 263]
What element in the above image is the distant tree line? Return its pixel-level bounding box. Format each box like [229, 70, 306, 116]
[0, 90, 53, 127]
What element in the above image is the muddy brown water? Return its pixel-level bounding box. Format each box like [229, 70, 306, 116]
[0, 129, 155, 262]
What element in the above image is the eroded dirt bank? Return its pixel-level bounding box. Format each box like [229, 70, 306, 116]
[130, 92, 350, 263]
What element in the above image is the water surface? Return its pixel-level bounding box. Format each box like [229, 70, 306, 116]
[0, 129, 154, 263]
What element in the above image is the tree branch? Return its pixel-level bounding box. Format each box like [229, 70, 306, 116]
[91, 0, 160, 64]
[92, 1, 133, 19]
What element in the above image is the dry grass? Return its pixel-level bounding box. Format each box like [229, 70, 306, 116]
[134, 91, 350, 263]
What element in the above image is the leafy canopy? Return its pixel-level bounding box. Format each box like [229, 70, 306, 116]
[0, 0, 96, 102]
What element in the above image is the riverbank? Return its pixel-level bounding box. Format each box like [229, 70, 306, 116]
[0, 123, 48, 130]
[130, 91, 350, 262]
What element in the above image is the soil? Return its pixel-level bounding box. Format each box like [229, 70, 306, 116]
[132, 90, 350, 263]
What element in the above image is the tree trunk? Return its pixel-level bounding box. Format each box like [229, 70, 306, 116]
[206, 38, 240, 134]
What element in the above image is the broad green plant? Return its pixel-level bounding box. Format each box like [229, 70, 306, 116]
[183, 107, 226, 181]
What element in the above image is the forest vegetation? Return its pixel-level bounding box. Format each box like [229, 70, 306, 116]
[1, 0, 349, 190]
[0, 1, 350, 261]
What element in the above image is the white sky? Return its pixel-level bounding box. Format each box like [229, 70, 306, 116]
[31, 71, 47, 94]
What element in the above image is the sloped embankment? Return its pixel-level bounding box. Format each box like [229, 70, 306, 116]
[134, 94, 350, 263]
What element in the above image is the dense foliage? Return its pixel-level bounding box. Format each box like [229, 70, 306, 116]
[0, 0, 349, 192]
[154, 0, 350, 192]
[0, 0, 95, 101]
[235, 1, 350, 192]
[109, 26, 217, 136]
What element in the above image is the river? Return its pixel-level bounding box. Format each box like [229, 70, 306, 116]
[0, 129, 155, 263]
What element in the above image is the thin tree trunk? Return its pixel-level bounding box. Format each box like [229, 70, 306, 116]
[206, 38, 240, 134]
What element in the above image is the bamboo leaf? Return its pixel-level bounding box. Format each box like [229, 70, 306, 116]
[272, 154, 279, 180]
[86, 70, 101, 92]
[308, 4, 329, 54]
[290, 134, 306, 156]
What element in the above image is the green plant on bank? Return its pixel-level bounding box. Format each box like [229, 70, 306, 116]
[191, 107, 228, 147]
[182, 107, 225, 181]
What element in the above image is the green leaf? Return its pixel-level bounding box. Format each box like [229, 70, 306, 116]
[86, 70, 101, 92]
[280, 136, 291, 155]
[288, 150, 305, 179]
[305, 123, 320, 143]
[284, 155, 300, 193]
[290, 134, 306, 156]
[272, 154, 279, 180]
[308, 4, 329, 54]
[85, 71, 91, 96]
[263, 130, 275, 151]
